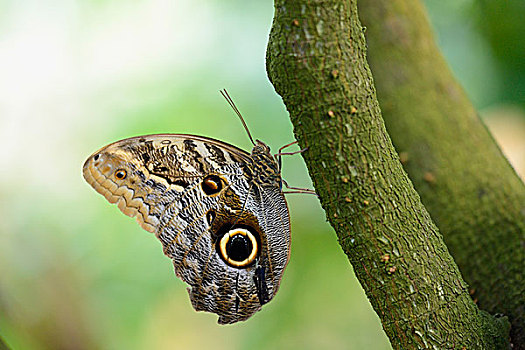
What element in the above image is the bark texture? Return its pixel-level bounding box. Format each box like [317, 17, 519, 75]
[357, 0, 525, 346]
[266, 0, 508, 348]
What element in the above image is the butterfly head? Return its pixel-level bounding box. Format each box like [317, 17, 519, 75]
[252, 139, 271, 154]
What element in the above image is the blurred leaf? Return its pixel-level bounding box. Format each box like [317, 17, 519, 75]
[474, 0, 525, 107]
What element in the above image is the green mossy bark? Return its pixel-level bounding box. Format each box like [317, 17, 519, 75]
[266, 0, 509, 348]
[357, 0, 525, 346]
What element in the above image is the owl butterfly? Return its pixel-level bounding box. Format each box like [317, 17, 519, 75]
[82, 91, 303, 324]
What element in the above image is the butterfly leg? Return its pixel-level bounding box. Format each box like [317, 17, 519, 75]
[274, 140, 309, 171]
[281, 178, 318, 196]
[277, 140, 299, 153]
[274, 141, 316, 195]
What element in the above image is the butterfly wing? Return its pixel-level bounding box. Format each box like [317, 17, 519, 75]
[83, 134, 291, 323]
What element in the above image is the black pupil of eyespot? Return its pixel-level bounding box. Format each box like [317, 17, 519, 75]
[227, 234, 252, 262]
[94, 154, 100, 161]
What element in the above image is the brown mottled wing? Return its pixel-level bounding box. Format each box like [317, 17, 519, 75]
[82, 134, 291, 324]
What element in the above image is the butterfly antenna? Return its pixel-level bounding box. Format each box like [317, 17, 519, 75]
[220, 89, 256, 146]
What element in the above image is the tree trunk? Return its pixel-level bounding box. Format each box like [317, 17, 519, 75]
[357, 0, 525, 347]
[266, 0, 509, 348]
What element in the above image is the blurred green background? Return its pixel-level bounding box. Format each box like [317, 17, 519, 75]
[0, 0, 523, 349]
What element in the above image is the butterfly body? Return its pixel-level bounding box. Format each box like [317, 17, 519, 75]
[83, 134, 291, 324]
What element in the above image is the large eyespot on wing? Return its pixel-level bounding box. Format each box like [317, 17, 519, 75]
[217, 227, 258, 268]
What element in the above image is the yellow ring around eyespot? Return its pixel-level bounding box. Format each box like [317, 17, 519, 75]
[219, 228, 258, 267]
